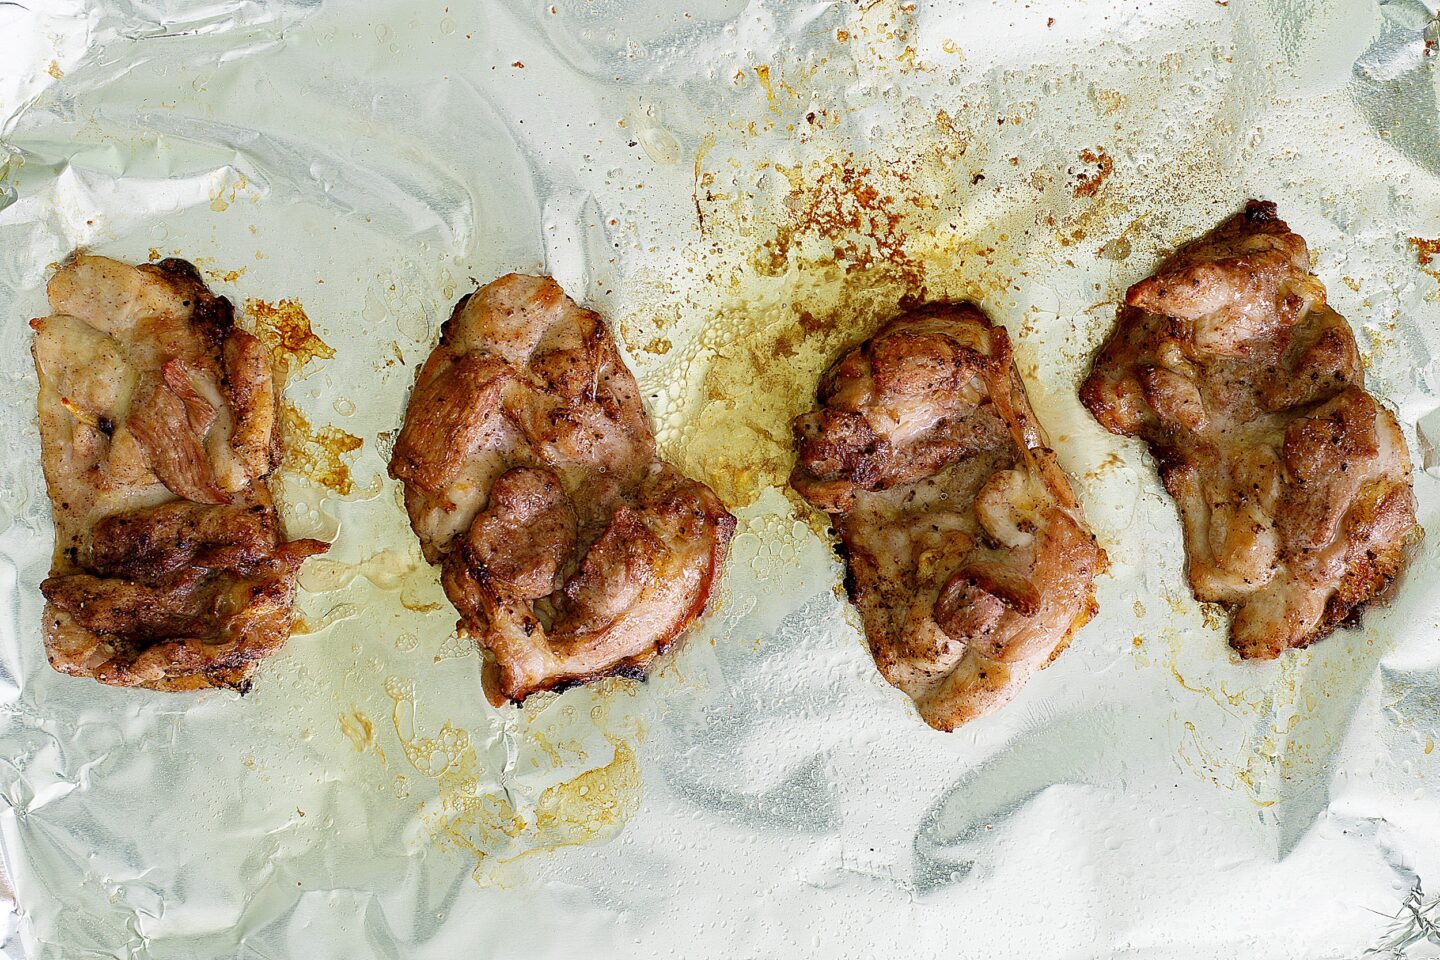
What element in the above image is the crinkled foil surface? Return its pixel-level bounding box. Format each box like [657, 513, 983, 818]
[2, 1, 1440, 957]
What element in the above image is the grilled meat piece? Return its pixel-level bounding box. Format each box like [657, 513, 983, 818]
[791, 302, 1105, 731]
[31, 256, 327, 690]
[1081, 201, 1422, 658]
[390, 274, 734, 703]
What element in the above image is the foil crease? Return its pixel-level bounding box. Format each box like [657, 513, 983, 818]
[1, 1, 1439, 957]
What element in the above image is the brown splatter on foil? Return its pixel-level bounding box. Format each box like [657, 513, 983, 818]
[1409, 236, 1440, 283]
[280, 401, 363, 495]
[1073, 147, 1114, 198]
[205, 266, 247, 284]
[379, 676, 642, 881]
[759, 161, 917, 277]
[244, 297, 336, 381]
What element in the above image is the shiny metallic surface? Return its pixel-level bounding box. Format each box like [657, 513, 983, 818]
[1, 1, 1438, 957]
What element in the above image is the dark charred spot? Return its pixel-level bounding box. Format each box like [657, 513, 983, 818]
[438, 293, 475, 346]
[610, 662, 649, 682]
[1243, 199, 1278, 224]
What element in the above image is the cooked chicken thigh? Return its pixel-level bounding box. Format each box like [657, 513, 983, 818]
[32, 256, 327, 690]
[1081, 201, 1422, 658]
[390, 274, 734, 704]
[791, 303, 1105, 731]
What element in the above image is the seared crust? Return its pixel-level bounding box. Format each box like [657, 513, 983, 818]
[1081, 201, 1422, 658]
[31, 255, 328, 690]
[791, 302, 1106, 731]
[390, 274, 735, 704]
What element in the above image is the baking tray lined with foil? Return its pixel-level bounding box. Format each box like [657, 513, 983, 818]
[1, 1, 1439, 958]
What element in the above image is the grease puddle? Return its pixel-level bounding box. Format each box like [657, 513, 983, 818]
[380, 676, 645, 886]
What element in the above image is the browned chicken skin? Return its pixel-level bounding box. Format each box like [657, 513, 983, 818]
[31, 256, 327, 690]
[1081, 201, 1422, 658]
[390, 274, 735, 704]
[791, 303, 1105, 731]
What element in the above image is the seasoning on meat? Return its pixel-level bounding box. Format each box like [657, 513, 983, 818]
[1081, 201, 1423, 658]
[390, 274, 734, 703]
[791, 302, 1105, 731]
[31, 256, 328, 690]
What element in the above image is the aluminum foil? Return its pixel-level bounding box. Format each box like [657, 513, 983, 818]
[2, 0, 1439, 957]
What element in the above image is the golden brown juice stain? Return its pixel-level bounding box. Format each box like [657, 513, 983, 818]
[279, 401, 363, 495]
[1091, 88, 1126, 115]
[46, 60, 63, 79]
[651, 116, 1029, 510]
[754, 65, 782, 114]
[205, 265, 247, 284]
[530, 730, 566, 768]
[1072, 147, 1114, 199]
[1161, 615, 1385, 808]
[693, 131, 720, 232]
[1198, 602, 1226, 631]
[380, 676, 644, 884]
[1083, 451, 1127, 483]
[339, 710, 376, 753]
[1409, 237, 1440, 284]
[244, 297, 336, 382]
[208, 173, 250, 213]
[532, 742, 640, 838]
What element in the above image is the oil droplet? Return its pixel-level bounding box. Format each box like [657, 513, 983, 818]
[299, 548, 420, 593]
[332, 397, 356, 417]
[629, 99, 681, 165]
[435, 632, 476, 663]
[395, 305, 430, 343]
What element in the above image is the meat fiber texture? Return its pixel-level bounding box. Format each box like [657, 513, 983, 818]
[1082, 201, 1422, 660]
[390, 274, 733, 703]
[33, 256, 327, 691]
[791, 302, 1104, 731]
